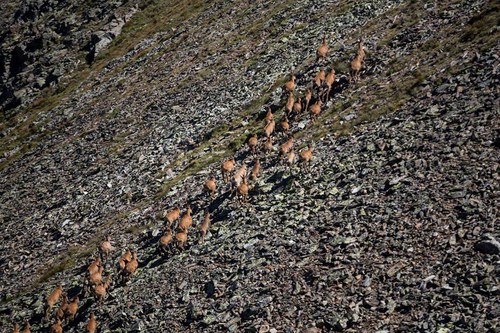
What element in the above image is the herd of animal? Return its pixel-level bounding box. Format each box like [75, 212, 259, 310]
[8, 36, 366, 333]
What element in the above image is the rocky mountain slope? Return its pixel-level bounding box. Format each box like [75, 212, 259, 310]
[0, 0, 499, 332]
[0, 0, 140, 117]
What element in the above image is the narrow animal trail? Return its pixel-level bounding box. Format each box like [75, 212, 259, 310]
[1, 0, 499, 332]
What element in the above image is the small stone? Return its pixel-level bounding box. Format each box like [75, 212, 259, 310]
[329, 187, 339, 195]
[259, 324, 270, 333]
[450, 190, 466, 198]
[303, 328, 321, 333]
[344, 113, 356, 121]
[475, 235, 500, 255]
[457, 229, 466, 238]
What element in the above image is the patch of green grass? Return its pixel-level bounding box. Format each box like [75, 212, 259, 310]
[36, 245, 89, 284]
[37, 258, 76, 284]
[205, 124, 230, 141]
[126, 225, 143, 234]
[107, 107, 122, 119]
[459, 4, 499, 44]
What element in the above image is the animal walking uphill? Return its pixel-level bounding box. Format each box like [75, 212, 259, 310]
[203, 175, 217, 199]
[87, 312, 97, 333]
[164, 206, 181, 228]
[280, 114, 290, 134]
[321, 66, 336, 102]
[283, 74, 296, 93]
[176, 228, 188, 249]
[350, 52, 363, 84]
[247, 133, 258, 154]
[221, 158, 236, 183]
[159, 227, 173, 252]
[93, 275, 112, 304]
[316, 35, 329, 63]
[100, 235, 113, 260]
[10, 321, 30, 333]
[199, 211, 211, 244]
[299, 144, 314, 171]
[350, 38, 366, 84]
[45, 285, 63, 320]
[286, 92, 295, 115]
[8, 34, 369, 332]
[303, 88, 312, 113]
[250, 159, 261, 182]
[309, 99, 322, 121]
[55, 295, 67, 322]
[264, 118, 276, 138]
[313, 68, 326, 96]
[265, 107, 274, 123]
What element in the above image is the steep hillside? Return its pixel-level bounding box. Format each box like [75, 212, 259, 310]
[0, 0, 498, 332]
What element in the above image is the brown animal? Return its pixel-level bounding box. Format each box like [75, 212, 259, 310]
[21, 321, 30, 333]
[176, 229, 188, 249]
[286, 92, 295, 115]
[87, 258, 101, 275]
[313, 68, 326, 95]
[247, 134, 258, 154]
[124, 251, 138, 277]
[199, 212, 211, 244]
[203, 176, 217, 199]
[50, 319, 63, 333]
[87, 312, 97, 333]
[279, 137, 294, 160]
[309, 100, 322, 120]
[299, 145, 314, 170]
[237, 177, 249, 203]
[264, 119, 275, 138]
[178, 207, 193, 231]
[118, 249, 132, 271]
[303, 88, 312, 112]
[159, 228, 173, 251]
[221, 158, 236, 183]
[12, 323, 19, 333]
[55, 295, 68, 320]
[88, 265, 104, 286]
[357, 38, 366, 61]
[232, 164, 247, 189]
[265, 107, 274, 123]
[164, 207, 181, 227]
[264, 136, 273, 154]
[250, 159, 261, 182]
[287, 151, 296, 168]
[322, 67, 336, 102]
[293, 97, 302, 114]
[100, 235, 113, 259]
[316, 36, 329, 62]
[65, 296, 79, 322]
[45, 285, 63, 319]
[94, 276, 112, 304]
[280, 115, 290, 134]
[350, 54, 363, 84]
[284, 74, 296, 92]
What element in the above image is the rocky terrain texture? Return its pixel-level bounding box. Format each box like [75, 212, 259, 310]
[0, 0, 499, 332]
[0, 0, 140, 117]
